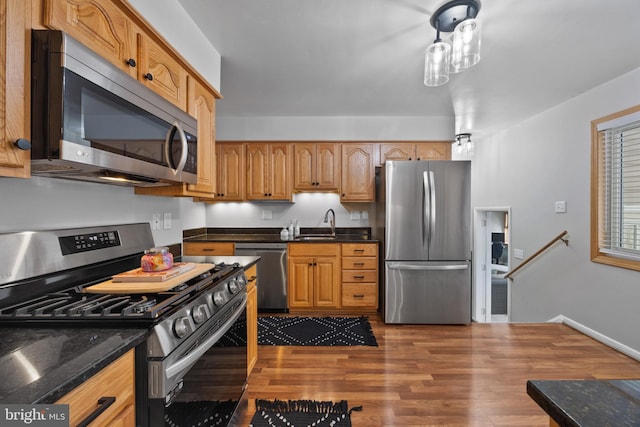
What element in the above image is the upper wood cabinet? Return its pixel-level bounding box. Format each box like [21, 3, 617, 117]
[216, 143, 245, 201]
[293, 143, 341, 192]
[136, 33, 188, 110]
[0, 0, 31, 178]
[246, 143, 292, 201]
[43, 0, 189, 110]
[341, 143, 375, 202]
[379, 142, 451, 164]
[43, 0, 138, 78]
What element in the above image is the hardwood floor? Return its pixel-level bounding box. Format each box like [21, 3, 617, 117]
[238, 313, 640, 426]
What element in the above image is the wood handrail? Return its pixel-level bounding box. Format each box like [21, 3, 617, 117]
[504, 230, 569, 280]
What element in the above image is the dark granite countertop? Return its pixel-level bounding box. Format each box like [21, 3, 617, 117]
[0, 327, 148, 404]
[527, 379, 640, 427]
[183, 227, 378, 243]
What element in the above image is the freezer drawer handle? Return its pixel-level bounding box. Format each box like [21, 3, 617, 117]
[388, 263, 468, 271]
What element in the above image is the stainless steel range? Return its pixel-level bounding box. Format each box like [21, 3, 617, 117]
[0, 223, 248, 426]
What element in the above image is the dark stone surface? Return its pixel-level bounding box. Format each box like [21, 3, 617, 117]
[0, 327, 147, 403]
[527, 379, 640, 427]
[183, 227, 376, 243]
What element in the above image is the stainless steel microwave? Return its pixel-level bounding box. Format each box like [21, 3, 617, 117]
[30, 30, 198, 187]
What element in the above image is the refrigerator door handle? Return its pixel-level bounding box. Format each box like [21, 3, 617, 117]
[423, 171, 430, 247]
[388, 262, 469, 271]
[428, 170, 436, 248]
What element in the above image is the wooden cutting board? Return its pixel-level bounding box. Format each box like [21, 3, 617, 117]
[84, 263, 215, 294]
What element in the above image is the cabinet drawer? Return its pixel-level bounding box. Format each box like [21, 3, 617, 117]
[342, 283, 377, 307]
[342, 270, 377, 282]
[342, 257, 377, 269]
[342, 243, 377, 257]
[183, 241, 235, 255]
[289, 243, 340, 257]
[56, 349, 134, 427]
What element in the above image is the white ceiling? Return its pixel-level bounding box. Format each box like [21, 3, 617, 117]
[177, 0, 640, 135]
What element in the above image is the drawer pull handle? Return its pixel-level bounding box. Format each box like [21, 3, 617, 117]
[203, 248, 215, 252]
[353, 294, 365, 298]
[354, 262, 365, 266]
[353, 249, 365, 253]
[354, 275, 365, 279]
[248, 275, 257, 282]
[78, 396, 116, 427]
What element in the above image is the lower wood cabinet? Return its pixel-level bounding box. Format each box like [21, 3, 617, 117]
[288, 243, 341, 309]
[246, 264, 258, 375]
[55, 349, 135, 427]
[341, 243, 378, 310]
[183, 241, 235, 256]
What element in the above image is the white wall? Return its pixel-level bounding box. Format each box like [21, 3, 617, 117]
[0, 176, 205, 246]
[205, 193, 370, 229]
[472, 67, 640, 351]
[216, 115, 454, 141]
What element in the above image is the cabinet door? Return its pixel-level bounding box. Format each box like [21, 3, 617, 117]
[268, 143, 291, 200]
[137, 34, 188, 110]
[415, 142, 451, 160]
[217, 144, 245, 200]
[314, 256, 340, 307]
[246, 143, 270, 200]
[246, 265, 258, 375]
[186, 79, 216, 195]
[293, 143, 316, 190]
[288, 256, 314, 308]
[379, 143, 415, 164]
[43, 0, 137, 78]
[341, 144, 375, 202]
[316, 143, 340, 190]
[0, 0, 30, 177]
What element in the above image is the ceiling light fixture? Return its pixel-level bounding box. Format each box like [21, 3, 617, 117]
[424, 0, 481, 87]
[455, 133, 473, 154]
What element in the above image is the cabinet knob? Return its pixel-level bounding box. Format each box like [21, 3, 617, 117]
[144, 72, 154, 81]
[126, 58, 136, 67]
[14, 138, 31, 150]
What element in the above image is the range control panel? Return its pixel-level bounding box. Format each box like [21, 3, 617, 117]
[59, 230, 121, 255]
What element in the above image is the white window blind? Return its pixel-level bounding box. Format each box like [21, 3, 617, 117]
[599, 118, 640, 260]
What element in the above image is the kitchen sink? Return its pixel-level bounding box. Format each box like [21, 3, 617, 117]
[294, 234, 337, 241]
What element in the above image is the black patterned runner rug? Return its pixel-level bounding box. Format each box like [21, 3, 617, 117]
[258, 316, 378, 346]
[250, 399, 362, 427]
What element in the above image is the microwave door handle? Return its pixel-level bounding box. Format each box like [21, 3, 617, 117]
[164, 122, 188, 175]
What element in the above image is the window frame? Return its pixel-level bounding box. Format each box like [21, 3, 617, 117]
[591, 104, 640, 272]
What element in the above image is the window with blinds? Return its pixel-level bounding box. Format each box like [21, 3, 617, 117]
[591, 105, 640, 271]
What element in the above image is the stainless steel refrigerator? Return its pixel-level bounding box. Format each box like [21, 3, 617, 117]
[376, 160, 471, 324]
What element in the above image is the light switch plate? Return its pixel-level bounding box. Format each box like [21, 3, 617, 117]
[554, 201, 567, 213]
[163, 213, 171, 229]
[350, 211, 361, 220]
[262, 210, 273, 220]
[514, 248, 524, 259]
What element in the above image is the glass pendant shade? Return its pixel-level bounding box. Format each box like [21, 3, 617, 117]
[450, 18, 481, 73]
[424, 41, 451, 87]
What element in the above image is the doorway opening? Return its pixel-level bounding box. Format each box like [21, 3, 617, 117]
[473, 207, 511, 323]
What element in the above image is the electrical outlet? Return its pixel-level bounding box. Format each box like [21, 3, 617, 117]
[514, 248, 524, 259]
[163, 213, 171, 230]
[262, 210, 273, 220]
[361, 211, 368, 219]
[151, 214, 161, 231]
[350, 211, 361, 220]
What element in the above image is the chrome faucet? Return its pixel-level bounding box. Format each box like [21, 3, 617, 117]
[323, 208, 336, 236]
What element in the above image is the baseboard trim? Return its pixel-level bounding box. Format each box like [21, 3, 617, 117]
[548, 315, 640, 362]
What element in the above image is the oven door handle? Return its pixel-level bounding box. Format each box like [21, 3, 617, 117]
[166, 295, 247, 379]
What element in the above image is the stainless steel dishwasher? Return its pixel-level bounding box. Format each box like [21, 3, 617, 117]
[235, 242, 288, 312]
